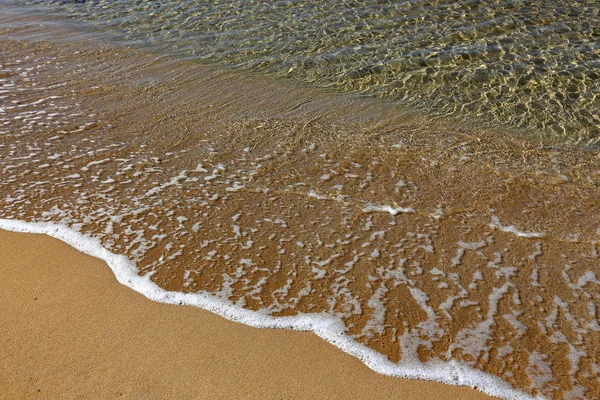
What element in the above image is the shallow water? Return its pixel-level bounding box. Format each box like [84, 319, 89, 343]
[5, 0, 600, 146]
[1, 5, 600, 400]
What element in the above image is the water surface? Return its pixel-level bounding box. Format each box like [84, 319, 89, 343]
[1, 4, 600, 400]
[8, 0, 600, 145]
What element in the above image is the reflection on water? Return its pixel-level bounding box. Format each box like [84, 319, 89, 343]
[10, 0, 600, 145]
[2, 6, 600, 400]
[2, 19, 600, 398]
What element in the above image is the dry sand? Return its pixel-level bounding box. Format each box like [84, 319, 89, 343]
[0, 229, 493, 399]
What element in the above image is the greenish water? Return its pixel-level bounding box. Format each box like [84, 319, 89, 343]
[9, 0, 600, 145]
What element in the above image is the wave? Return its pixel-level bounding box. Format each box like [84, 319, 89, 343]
[0, 218, 534, 400]
[1, 8, 599, 399]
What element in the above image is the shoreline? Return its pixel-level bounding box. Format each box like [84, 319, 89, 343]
[0, 227, 493, 399]
[2, 6, 599, 399]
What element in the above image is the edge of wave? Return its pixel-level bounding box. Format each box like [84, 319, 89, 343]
[0, 217, 542, 400]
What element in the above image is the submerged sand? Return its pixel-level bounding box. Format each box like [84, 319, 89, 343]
[0, 229, 492, 400]
[1, 7, 600, 400]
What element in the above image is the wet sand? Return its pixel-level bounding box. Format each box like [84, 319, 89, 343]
[0, 229, 493, 399]
[2, 7, 600, 399]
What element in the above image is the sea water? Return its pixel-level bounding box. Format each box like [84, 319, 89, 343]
[1, 2, 599, 399]
[8, 0, 600, 146]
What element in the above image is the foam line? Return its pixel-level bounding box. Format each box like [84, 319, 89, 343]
[0, 218, 540, 400]
[363, 204, 416, 215]
[490, 216, 546, 238]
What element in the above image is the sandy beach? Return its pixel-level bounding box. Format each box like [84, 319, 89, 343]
[2, 5, 600, 399]
[0, 229, 494, 399]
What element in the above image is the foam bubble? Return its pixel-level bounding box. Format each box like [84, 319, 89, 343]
[489, 216, 546, 238]
[363, 204, 416, 215]
[0, 218, 536, 400]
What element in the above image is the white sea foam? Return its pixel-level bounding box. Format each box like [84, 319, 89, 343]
[489, 216, 546, 238]
[0, 218, 538, 400]
[363, 204, 416, 215]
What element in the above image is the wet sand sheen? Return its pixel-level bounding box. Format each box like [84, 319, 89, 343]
[0, 229, 493, 400]
[1, 7, 600, 399]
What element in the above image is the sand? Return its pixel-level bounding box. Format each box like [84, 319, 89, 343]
[0, 228, 494, 399]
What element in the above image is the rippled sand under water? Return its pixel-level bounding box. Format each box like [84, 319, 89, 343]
[1, 13, 600, 400]
[12, 0, 600, 145]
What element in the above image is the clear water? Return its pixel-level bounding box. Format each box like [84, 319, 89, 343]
[3, 4, 600, 399]
[9, 0, 600, 146]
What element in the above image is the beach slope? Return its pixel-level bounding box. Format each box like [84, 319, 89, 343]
[0, 229, 492, 399]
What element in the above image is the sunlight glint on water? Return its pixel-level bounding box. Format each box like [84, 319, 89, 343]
[11, 0, 600, 146]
